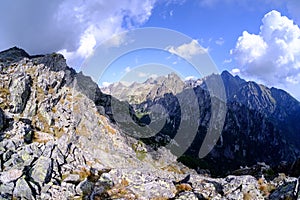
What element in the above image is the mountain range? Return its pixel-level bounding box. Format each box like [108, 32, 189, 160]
[0, 47, 299, 199]
[103, 67, 300, 176]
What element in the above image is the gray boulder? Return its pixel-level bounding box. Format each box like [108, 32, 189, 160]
[9, 74, 31, 113]
[30, 156, 53, 184]
[269, 180, 298, 200]
[13, 177, 33, 199]
[0, 169, 23, 184]
[0, 182, 14, 197]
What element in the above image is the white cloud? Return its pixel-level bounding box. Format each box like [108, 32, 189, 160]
[230, 68, 240, 76]
[0, 0, 157, 68]
[184, 76, 197, 81]
[231, 10, 300, 97]
[125, 66, 131, 73]
[215, 37, 225, 46]
[166, 40, 208, 60]
[231, 31, 267, 66]
[102, 82, 112, 87]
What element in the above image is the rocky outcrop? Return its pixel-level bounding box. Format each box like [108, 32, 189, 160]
[0, 47, 30, 66]
[9, 73, 31, 113]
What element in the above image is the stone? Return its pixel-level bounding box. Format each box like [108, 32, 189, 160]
[9, 74, 31, 113]
[18, 149, 35, 166]
[269, 181, 297, 200]
[76, 180, 95, 196]
[0, 169, 23, 184]
[3, 153, 24, 169]
[63, 174, 81, 184]
[51, 146, 65, 165]
[0, 182, 14, 196]
[42, 142, 55, 158]
[30, 156, 53, 184]
[13, 177, 33, 199]
[174, 191, 199, 200]
[0, 108, 4, 131]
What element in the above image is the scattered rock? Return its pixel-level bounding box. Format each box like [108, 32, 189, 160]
[13, 177, 33, 199]
[76, 179, 94, 196]
[0, 182, 14, 196]
[269, 180, 297, 200]
[63, 174, 81, 184]
[30, 156, 53, 184]
[0, 169, 23, 184]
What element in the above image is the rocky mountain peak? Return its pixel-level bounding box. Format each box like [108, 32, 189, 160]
[0, 46, 30, 66]
[103, 73, 186, 105]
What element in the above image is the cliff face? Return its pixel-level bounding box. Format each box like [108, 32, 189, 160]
[0, 47, 299, 199]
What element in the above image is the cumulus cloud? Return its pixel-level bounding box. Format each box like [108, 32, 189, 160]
[166, 40, 208, 60]
[231, 10, 300, 90]
[0, 0, 156, 68]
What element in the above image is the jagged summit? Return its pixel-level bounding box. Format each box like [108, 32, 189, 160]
[103, 72, 185, 104]
[0, 46, 29, 56]
[0, 46, 30, 65]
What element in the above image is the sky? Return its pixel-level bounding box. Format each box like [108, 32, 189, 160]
[0, 0, 300, 99]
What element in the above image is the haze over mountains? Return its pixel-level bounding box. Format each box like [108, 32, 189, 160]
[0, 47, 299, 199]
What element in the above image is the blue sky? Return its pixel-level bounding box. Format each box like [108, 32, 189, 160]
[0, 0, 299, 99]
[96, 0, 300, 99]
[144, 1, 285, 68]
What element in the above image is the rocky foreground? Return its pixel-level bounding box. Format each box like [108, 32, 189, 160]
[0, 47, 299, 199]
